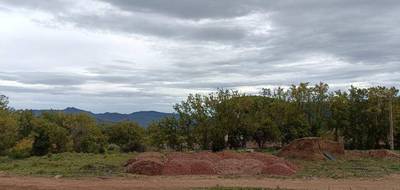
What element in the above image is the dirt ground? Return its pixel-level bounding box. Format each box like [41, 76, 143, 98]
[0, 174, 400, 190]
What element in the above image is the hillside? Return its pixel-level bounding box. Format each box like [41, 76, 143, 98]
[31, 107, 175, 127]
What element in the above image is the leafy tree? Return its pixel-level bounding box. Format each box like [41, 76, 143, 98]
[0, 95, 9, 110]
[105, 121, 145, 152]
[17, 110, 35, 138]
[63, 113, 106, 153]
[0, 95, 18, 155]
[328, 90, 350, 141]
[31, 118, 72, 155]
[0, 111, 18, 155]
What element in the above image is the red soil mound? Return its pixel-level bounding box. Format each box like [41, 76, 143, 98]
[162, 158, 216, 175]
[240, 159, 264, 175]
[196, 151, 222, 162]
[215, 159, 243, 175]
[125, 159, 164, 175]
[277, 137, 344, 160]
[126, 151, 297, 176]
[162, 159, 192, 175]
[262, 163, 296, 176]
[188, 159, 216, 175]
[124, 152, 165, 167]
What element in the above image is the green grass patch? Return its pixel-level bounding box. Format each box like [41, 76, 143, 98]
[294, 157, 400, 179]
[0, 152, 136, 177]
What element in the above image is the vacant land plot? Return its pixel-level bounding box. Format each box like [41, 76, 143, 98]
[0, 152, 399, 190]
[1, 152, 399, 179]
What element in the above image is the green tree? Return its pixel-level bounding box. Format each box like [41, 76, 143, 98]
[17, 110, 35, 138]
[105, 121, 145, 152]
[0, 110, 18, 155]
[0, 95, 18, 155]
[31, 118, 72, 155]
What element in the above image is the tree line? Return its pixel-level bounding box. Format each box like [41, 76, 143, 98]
[148, 83, 400, 151]
[0, 94, 145, 158]
[0, 82, 399, 158]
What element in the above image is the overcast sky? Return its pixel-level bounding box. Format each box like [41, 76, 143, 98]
[0, 0, 399, 113]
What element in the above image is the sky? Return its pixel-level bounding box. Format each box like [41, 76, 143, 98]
[0, 0, 399, 113]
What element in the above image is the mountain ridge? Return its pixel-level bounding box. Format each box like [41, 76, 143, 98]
[31, 107, 175, 127]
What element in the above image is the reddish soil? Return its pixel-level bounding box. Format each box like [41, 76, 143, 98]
[125, 159, 164, 176]
[262, 163, 296, 176]
[1, 175, 400, 190]
[277, 137, 345, 160]
[126, 151, 297, 176]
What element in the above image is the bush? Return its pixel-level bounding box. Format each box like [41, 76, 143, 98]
[105, 122, 145, 152]
[106, 144, 121, 153]
[0, 110, 19, 155]
[8, 138, 33, 159]
[32, 118, 72, 155]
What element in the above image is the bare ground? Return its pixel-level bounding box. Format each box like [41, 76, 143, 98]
[1, 174, 400, 190]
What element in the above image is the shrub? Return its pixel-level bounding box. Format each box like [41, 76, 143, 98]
[0, 110, 18, 155]
[106, 144, 121, 153]
[105, 121, 145, 152]
[8, 138, 33, 159]
[32, 118, 72, 155]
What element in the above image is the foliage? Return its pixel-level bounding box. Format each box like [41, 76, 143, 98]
[106, 144, 121, 153]
[1, 82, 400, 158]
[31, 118, 72, 155]
[105, 121, 145, 152]
[148, 83, 400, 151]
[8, 138, 33, 159]
[0, 99, 18, 155]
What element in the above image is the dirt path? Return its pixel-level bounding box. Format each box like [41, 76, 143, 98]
[0, 175, 400, 190]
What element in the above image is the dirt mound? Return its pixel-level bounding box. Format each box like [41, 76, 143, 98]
[262, 163, 296, 176]
[125, 151, 297, 176]
[277, 137, 345, 160]
[196, 151, 222, 162]
[124, 152, 165, 167]
[346, 149, 400, 159]
[240, 159, 265, 175]
[217, 151, 247, 160]
[162, 158, 216, 175]
[215, 159, 244, 175]
[162, 159, 192, 175]
[125, 159, 164, 175]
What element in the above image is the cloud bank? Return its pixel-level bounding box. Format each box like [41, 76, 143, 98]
[0, 0, 399, 112]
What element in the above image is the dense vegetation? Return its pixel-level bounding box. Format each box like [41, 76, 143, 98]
[148, 83, 400, 151]
[0, 82, 399, 158]
[0, 94, 145, 158]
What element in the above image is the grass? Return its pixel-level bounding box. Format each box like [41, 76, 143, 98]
[293, 157, 400, 179]
[0, 152, 136, 177]
[0, 152, 399, 179]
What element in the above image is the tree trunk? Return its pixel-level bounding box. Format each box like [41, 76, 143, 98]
[389, 98, 394, 150]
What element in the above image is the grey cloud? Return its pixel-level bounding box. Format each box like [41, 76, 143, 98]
[1, 0, 400, 112]
[98, 0, 261, 19]
[0, 0, 70, 12]
[0, 72, 89, 86]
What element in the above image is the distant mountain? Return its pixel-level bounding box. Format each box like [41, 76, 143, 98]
[31, 107, 175, 127]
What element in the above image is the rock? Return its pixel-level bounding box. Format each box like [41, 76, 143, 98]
[54, 175, 63, 179]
